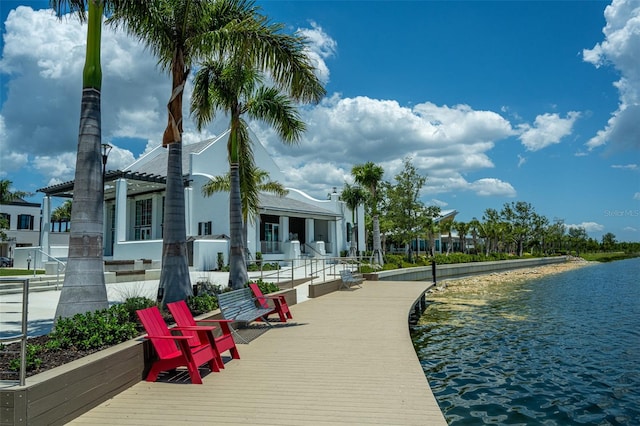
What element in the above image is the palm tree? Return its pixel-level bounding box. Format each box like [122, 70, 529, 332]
[454, 221, 469, 254]
[439, 220, 453, 255]
[0, 179, 32, 203]
[191, 52, 324, 289]
[352, 162, 385, 266]
[50, 0, 122, 319]
[109, 0, 322, 298]
[52, 200, 73, 232]
[339, 183, 367, 257]
[469, 217, 481, 254]
[201, 166, 288, 256]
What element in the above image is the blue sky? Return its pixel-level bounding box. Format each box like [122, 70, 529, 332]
[1, 1, 639, 242]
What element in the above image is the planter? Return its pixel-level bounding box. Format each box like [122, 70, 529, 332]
[1, 337, 148, 426]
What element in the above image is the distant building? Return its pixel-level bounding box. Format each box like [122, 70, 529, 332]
[0, 198, 41, 260]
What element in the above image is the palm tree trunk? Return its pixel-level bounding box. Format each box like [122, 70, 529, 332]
[372, 214, 384, 265]
[229, 163, 248, 289]
[157, 142, 192, 305]
[55, 2, 108, 320]
[55, 89, 108, 319]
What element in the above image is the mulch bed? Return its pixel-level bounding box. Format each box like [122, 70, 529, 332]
[0, 335, 103, 380]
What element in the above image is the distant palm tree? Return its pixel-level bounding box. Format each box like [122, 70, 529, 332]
[191, 53, 324, 289]
[339, 183, 367, 257]
[0, 179, 32, 203]
[454, 221, 469, 254]
[52, 200, 73, 232]
[439, 220, 453, 255]
[202, 167, 288, 255]
[352, 162, 385, 266]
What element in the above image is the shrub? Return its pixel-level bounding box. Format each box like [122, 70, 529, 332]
[187, 294, 218, 315]
[9, 344, 42, 372]
[47, 304, 139, 351]
[249, 278, 280, 294]
[120, 296, 156, 323]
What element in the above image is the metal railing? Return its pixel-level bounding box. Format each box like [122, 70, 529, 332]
[0, 278, 29, 386]
[36, 249, 66, 290]
[246, 256, 365, 287]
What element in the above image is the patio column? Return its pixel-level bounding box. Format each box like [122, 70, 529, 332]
[280, 216, 289, 244]
[305, 218, 314, 243]
[184, 185, 193, 237]
[40, 196, 51, 257]
[115, 178, 127, 244]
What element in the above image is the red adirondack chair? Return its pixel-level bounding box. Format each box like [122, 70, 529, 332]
[167, 300, 240, 369]
[136, 306, 219, 384]
[249, 283, 293, 323]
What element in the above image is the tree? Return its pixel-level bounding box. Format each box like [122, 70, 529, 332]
[439, 220, 453, 255]
[0, 179, 33, 203]
[383, 157, 427, 262]
[601, 232, 617, 251]
[454, 221, 470, 254]
[51, 0, 120, 319]
[339, 183, 367, 257]
[501, 201, 537, 257]
[202, 166, 288, 255]
[352, 162, 385, 266]
[191, 53, 324, 289]
[52, 200, 73, 232]
[110, 0, 322, 296]
[468, 217, 481, 254]
[567, 226, 588, 256]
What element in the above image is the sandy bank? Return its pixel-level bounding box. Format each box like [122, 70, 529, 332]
[429, 257, 593, 295]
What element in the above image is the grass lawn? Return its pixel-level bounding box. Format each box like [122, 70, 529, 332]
[580, 252, 639, 262]
[0, 268, 45, 276]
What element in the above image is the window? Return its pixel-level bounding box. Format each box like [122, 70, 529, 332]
[198, 221, 212, 236]
[17, 214, 34, 230]
[134, 199, 152, 240]
[346, 223, 352, 242]
[0, 213, 9, 228]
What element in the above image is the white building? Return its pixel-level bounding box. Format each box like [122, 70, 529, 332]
[0, 199, 42, 261]
[37, 130, 365, 270]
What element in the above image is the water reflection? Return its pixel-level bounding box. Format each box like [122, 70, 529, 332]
[412, 258, 640, 425]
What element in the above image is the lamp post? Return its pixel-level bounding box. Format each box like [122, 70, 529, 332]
[101, 143, 112, 178]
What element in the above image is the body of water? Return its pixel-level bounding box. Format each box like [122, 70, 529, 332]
[412, 258, 640, 425]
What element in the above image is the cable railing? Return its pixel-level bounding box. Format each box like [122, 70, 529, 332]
[0, 278, 29, 386]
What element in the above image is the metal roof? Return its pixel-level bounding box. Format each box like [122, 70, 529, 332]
[259, 193, 340, 219]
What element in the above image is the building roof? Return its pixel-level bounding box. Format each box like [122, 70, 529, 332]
[125, 134, 226, 176]
[259, 193, 340, 219]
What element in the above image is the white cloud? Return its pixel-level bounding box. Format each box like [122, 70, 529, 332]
[633, 192, 640, 200]
[566, 222, 605, 233]
[296, 21, 336, 84]
[258, 94, 516, 198]
[517, 154, 526, 167]
[623, 226, 637, 232]
[468, 178, 517, 197]
[517, 112, 580, 151]
[611, 164, 638, 170]
[583, 0, 640, 151]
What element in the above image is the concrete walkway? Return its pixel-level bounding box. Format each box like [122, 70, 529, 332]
[68, 280, 447, 425]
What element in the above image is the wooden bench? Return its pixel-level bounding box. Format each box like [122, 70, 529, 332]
[216, 288, 274, 343]
[339, 269, 364, 290]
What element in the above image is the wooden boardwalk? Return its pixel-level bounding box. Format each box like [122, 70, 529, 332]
[69, 280, 447, 425]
